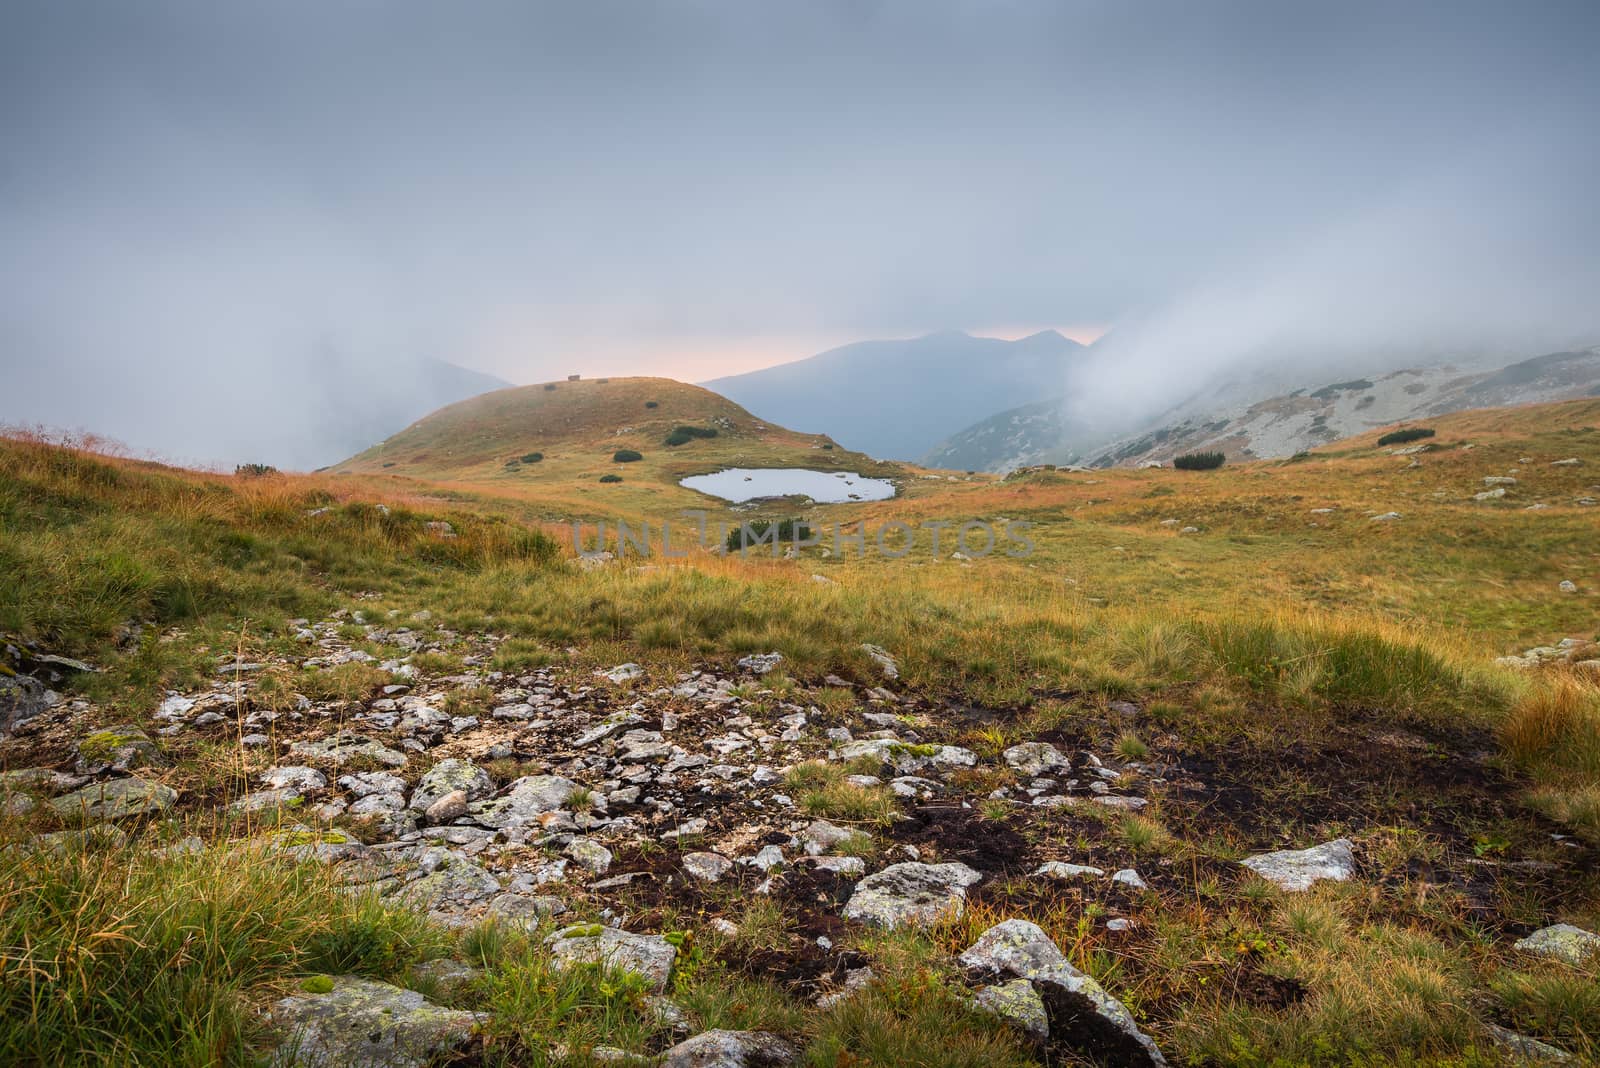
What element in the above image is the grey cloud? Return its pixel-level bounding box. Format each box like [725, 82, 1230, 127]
[2, 1, 1597, 464]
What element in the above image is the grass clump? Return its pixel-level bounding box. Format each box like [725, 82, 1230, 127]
[0, 836, 443, 1066]
[1376, 427, 1435, 447]
[1173, 451, 1226, 470]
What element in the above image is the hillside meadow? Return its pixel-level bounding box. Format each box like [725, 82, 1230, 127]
[2, 398, 1599, 1065]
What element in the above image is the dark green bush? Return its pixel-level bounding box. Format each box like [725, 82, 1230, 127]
[1173, 451, 1226, 470]
[726, 518, 813, 552]
[599, 474, 623, 484]
[665, 425, 718, 446]
[520, 452, 543, 463]
[645, 400, 659, 409]
[1376, 427, 1435, 447]
[612, 450, 643, 463]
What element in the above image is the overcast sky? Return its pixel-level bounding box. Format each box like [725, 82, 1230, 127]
[3, 1, 1598, 464]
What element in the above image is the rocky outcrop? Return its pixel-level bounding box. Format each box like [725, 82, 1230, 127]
[269, 975, 480, 1067]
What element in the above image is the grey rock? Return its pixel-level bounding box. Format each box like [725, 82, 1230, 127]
[842, 861, 982, 929]
[1003, 742, 1068, 777]
[424, 790, 469, 824]
[736, 653, 784, 675]
[409, 759, 493, 812]
[959, 919, 1166, 1066]
[973, 978, 1049, 1045]
[683, 852, 734, 882]
[1241, 838, 1355, 891]
[836, 738, 978, 774]
[860, 644, 899, 679]
[269, 975, 479, 1067]
[408, 959, 484, 1002]
[470, 775, 578, 830]
[1513, 923, 1600, 965]
[565, 836, 614, 874]
[261, 766, 328, 792]
[1112, 868, 1149, 890]
[1034, 861, 1104, 880]
[1484, 1022, 1574, 1063]
[658, 1029, 800, 1067]
[603, 663, 645, 683]
[488, 892, 568, 924]
[49, 775, 177, 820]
[292, 733, 407, 768]
[546, 925, 677, 992]
[74, 723, 159, 773]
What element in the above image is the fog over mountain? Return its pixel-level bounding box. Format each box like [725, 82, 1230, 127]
[2, 2, 1598, 466]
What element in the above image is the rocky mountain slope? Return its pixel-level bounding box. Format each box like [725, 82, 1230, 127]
[703, 330, 1084, 461]
[927, 345, 1600, 472]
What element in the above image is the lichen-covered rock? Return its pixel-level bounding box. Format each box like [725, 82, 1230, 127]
[658, 1029, 800, 1067]
[836, 738, 978, 774]
[408, 959, 484, 1003]
[565, 836, 613, 874]
[469, 774, 578, 830]
[974, 978, 1049, 1045]
[74, 724, 159, 773]
[49, 775, 176, 820]
[1003, 742, 1068, 777]
[262, 766, 329, 792]
[409, 759, 493, 812]
[1034, 861, 1104, 880]
[291, 733, 407, 768]
[842, 861, 982, 928]
[1240, 839, 1355, 891]
[959, 919, 1166, 1067]
[1484, 1023, 1575, 1063]
[269, 975, 479, 1067]
[546, 925, 677, 992]
[1513, 923, 1600, 965]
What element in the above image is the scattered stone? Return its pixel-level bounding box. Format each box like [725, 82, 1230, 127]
[1559, 580, 1578, 593]
[261, 766, 328, 792]
[658, 1029, 800, 1067]
[842, 861, 983, 929]
[1513, 923, 1600, 965]
[604, 663, 644, 683]
[1034, 861, 1104, 880]
[958, 919, 1166, 1066]
[409, 759, 493, 812]
[424, 790, 469, 824]
[291, 733, 407, 768]
[1112, 868, 1149, 890]
[860, 644, 899, 679]
[565, 837, 614, 874]
[1369, 512, 1402, 522]
[546, 925, 677, 993]
[1241, 838, 1356, 892]
[49, 775, 177, 820]
[1003, 742, 1068, 777]
[683, 852, 734, 882]
[1484, 1023, 1575, 1063]
[737, 653, 784, 675]
[268, 975, 479, 1067]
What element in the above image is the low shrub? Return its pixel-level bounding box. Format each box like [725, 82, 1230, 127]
[234, 463, 278, 477]
[599, 474, 624, 483]
[1376, 427, 1435, 447]
[520, 452, 543, 463]
[665, 426, 718, 446]
[726, 518, 813, 552]
[645, 400, 659, 409]
[612, 450, 643, 463]
[1173, 451, 1225, 470]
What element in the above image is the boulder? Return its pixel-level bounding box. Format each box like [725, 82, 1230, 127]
[1513, 923, 1600, 965]
[547, 925, 677, 992]
[842, 861, 982, 929]
[1241, 838, 1355, 891]
[269, 975, 479, 1067]
[49, 775, 176, 820]
[683, 852, 734, 882]
[469, 775, 578, 830]
[658, 1029, 800, 1067]
[409, 759, 493, 812]
[261, 766, 328, 792]
[291, 733, 407, 768]
[973, 978, 1049, 1045]
[959, 919, 1166, 1066]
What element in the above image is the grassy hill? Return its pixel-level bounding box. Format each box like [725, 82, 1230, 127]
[334, 376, 902, 518]
[2, 399, 1599, 1066]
